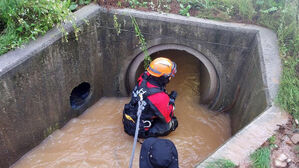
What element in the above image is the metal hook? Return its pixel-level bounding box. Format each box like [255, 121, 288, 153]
[143, 120, 152, 128]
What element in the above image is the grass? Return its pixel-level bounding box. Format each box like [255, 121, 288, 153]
[250, 147, 271, 168]
[295, 145, 299, 157]
[181, 0, 299, 122]
[204, 1, 299, 121]
[277, 57, 299, 120]
[206, 158, 236, 168]
[0, 0, 80, 55]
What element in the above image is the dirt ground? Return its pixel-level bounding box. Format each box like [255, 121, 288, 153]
[96, 1, 299, 167]
[268, 117, 299, 168]
[239, 117, 299, 168]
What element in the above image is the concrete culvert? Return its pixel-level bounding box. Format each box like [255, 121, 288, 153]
[0, 4, 288, 168]
[11, 52, 231, 168]
[127, 44, 219, 107]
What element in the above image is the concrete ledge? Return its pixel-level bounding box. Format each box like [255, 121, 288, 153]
[197, 106, 289, 167]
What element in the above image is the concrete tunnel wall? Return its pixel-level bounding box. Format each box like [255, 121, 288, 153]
[0, 4, 277, 167]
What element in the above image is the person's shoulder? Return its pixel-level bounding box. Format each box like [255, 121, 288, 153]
[148, 92, 169, 103]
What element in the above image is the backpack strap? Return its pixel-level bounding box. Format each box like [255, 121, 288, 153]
[138, 73, 163, 98]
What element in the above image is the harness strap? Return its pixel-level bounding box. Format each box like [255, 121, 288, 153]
[138, 72, 163, 98]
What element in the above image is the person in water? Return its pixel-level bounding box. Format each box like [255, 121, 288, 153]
[139, 137, 179, 168]
[123, 57, 178, 138]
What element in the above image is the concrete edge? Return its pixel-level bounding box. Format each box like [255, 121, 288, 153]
[103, 7, 262, 34]
[0, 3, 101, 77]
[105, 6, 281, 101]
[0, 4, 280, 101]
[196, 105, 289, 167]
[256, 28, 281, 103]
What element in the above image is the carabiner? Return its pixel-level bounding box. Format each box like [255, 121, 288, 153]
[143, 120, 152, 128]
[138, 88, 147, 101]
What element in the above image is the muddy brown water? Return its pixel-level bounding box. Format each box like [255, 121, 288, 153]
[11, 51, 231, 168]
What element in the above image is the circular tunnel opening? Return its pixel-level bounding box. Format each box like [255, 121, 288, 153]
[124, 46, 230, 166]
[70, 82, 91, 109]
[135, 50, 202, 98]
[127, 44, 219, 106]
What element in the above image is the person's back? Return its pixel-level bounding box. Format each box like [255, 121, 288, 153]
[122, 57, 178, 138]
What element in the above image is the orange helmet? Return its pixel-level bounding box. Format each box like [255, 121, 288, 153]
[147, 57, 177, 78]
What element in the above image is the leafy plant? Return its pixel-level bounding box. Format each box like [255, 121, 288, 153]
[268, 135, 276, 146]
[206, 158, 236, 168]
[126, 0, 148, 9]
[179, 3, 192, 16]
[250, 147, 271, 168]
[113, 14, 121, 36]
[69, 0, 92, 11]
[131, 16, 151, 69]
[155, 0, 172, 12]
[117, 1, 122, 7]
[0, 0, 79, 55]
[177, 0, 201, 16]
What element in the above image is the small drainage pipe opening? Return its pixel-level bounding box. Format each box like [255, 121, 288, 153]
[70, 82, 91, 109]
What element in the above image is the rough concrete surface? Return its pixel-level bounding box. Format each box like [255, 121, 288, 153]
[0, 5, 102, 167]
[0, 4, 283, 167]
[196, 106, 289, 167]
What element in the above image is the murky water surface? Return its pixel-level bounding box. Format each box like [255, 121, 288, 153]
[11, 51, 231, 168]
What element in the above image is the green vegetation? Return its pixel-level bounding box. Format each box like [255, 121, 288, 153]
[180, 0, 299, 121]
[206, 158, 236, 168]
[0, 0, 80, 55]
[124, 0, 172, 12]
[113, 14, 121, 36]
[295, 145, 299, 157]
[69, 0, 92, 11]
[177, 0, 200, 16]
[150, 0, 172, 12]
[277, 57, 299, 120]
[250, 147, 271, 168]
[268, 135, 276, 146]
[177, 0, 192, 16]
[131, 16, 151, 69]
[43, 123, 60, 138]
[125, 0, 148, 9]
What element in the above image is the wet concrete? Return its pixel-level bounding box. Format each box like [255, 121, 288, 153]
[11, 50, 231, 168]
[0, 4, 283, 168]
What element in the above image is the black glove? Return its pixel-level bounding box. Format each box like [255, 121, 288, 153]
[170, 116, 178, 131]
[169, 91, 177, 105]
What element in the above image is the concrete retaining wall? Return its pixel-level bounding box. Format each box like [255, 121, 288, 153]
[0, 5, 103, 167]
[0, 4, 283, 167]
